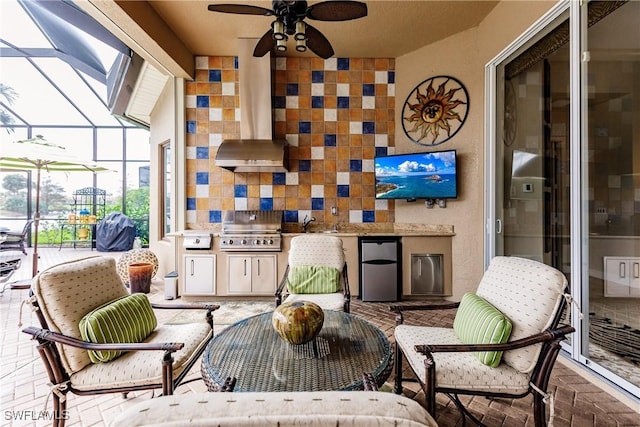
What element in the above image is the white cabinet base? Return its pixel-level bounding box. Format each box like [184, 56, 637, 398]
[183, 255, 216, 296]
[604, 256, 640, 298]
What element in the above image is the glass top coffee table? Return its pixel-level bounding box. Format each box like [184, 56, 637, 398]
[202, 310, 392, 392]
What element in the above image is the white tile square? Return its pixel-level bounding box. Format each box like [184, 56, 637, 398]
[222, 82, 235, 95]
[195, 56, 208, 70]
[286, 96, 299, 109]
[324, 109, 337, 122]
[349, 210, 363, 223]
[375, 134, 389, 147]
[196, 185, 208, 198]
[186, 95, 197, 108]
[186, 146, 197, 160]
[286, 172, 299, 185]
[311, 147, 324, 159]
[362, 158, 374, 172]
[312, 83, 325, 96]
[209, 108, 222, 121]
[286, 134, 299, 147]
[350, 121, 362, 134]
[337, 172, 350, 185]
[234, 198, 248, 210]
[311, 185, 324, 197]
[337, 83, 350, 96]
[260, 185, 272, 198]
[362, 96, 375, 109]
[324, 58, 337, 70]
[375, 71, 388, 84]
[209, 134, 222, 147]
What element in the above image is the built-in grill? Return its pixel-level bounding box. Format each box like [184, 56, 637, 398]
[219, 210, 283, 252]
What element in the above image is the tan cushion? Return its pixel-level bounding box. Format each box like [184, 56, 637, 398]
[284, 292, 345, 311]
[476, 256, 566, 373]
[289, 235, 345, 270]
[33, 256, 129, 374]
[395, 324, 530, 395]
[71, 322, 212, 391]
[108, 391, 438, 427]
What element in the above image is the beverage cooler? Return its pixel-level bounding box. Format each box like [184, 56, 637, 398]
[359, 237, 401, 302]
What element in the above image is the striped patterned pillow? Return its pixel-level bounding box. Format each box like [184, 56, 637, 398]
[453, 292, 513, 367]
[79, 293, 157, 363]
[287, 265, 341, 294]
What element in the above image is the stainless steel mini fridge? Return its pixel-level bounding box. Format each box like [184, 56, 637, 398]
[359, 237, 401, 302]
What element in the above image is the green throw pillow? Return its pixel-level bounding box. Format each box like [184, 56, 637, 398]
[453, 292, 512, 367]
[79, 293, 157, 363]
[287, 265, 341, 294]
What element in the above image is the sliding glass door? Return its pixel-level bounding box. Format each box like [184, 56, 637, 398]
[488, 0, 639, 398]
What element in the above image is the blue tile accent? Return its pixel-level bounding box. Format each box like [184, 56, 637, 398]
[363, 84, 375, 96]
[209, 70, 221, 82]
[363, 210, 376, 223]
[273, 96, 286, 108]
[196, 147, 209, 159]
[299, 122, 311, 134]
[196, 172, 209, 185]
[363, 122, 375, 134]
[375, 147, 388, 157]
[287, 83, 299, 96]
[209, 210, 222, 223]
[324, 134, 336, 146]
[196, 96, 209, 108]
[350, 160, 362, 172]
[337, 58, 350, 70]
[284, 210, 299, 223]
[337, 97, 350, 109]
[186, 121, 196, 134]
[312, 71, 324, 83]
[311, 96, 324, 108]
[186, 198, 196, 210]
[234, 185, 247, 197]
[388, 71, 395, 83]
[272, 172, 286, 185]
[234, 56, 238, 69]
[260, 198, 273, 210]
[337, 185, 350, 197]
[298, 160, 311, 172]
[311, 198, 324, 210]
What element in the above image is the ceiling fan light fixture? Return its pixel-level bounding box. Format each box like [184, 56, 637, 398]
[294, 21, 306, 41]
[276, 38, 287, 52]
[296, 38, 307, 52]
[272, 20, 286, 40]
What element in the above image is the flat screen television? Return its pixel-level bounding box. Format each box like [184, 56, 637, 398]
[375, 150, 458, 200]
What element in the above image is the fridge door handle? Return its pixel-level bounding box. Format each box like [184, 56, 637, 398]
[362, 259, 396, 265]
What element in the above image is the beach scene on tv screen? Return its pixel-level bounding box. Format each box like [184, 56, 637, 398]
[375, 151, 457, 199]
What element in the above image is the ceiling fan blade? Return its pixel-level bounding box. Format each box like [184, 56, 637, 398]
[305, 24, 334, 59]
[207, 4, 274, 16]
[306, 1, 367, 21]
[253, 29, 275, 57]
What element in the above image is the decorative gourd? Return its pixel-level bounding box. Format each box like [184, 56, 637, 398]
[272, 301, 324, 345]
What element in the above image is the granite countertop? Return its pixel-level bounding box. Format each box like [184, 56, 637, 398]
[172, 224, 455, 237]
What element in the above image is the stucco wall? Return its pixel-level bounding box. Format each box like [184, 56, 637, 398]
[394, 0, 556, 298]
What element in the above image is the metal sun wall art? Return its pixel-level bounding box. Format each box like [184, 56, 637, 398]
[402, 75, 469, 146]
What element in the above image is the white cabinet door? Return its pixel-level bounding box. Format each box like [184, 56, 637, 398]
[604, 257, 640, 298]
[252, 255, 277, 295]
[227, 255, 277, 295]
[183, 255, 216, 295]
[228, 255, 252, 294]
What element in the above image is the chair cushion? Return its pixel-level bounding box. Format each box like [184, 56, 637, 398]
[71, 322, 212, 391]
[79, 293, 158, 363]
[453, 292, 512, 367]
[289, 235, 345, 270]
[476, 256, 567, 373]
[33, 256, 129, 374]
[284, 293, 345, 311]
[395, 324, 530, 395]
[287, 265, 341, 294]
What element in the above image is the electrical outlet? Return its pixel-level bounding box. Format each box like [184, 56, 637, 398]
[331, 206, 338, 216]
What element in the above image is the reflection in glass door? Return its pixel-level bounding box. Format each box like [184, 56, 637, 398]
[583, 0, 640, 390]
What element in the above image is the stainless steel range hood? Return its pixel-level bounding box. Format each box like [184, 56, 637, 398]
[214, 39, 288, 173]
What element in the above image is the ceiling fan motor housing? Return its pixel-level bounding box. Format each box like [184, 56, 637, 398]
[273, 0, 308, 35]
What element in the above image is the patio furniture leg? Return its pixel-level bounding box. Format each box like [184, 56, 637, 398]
[393, 341, 403, 394]
[423, 351, 437, 417]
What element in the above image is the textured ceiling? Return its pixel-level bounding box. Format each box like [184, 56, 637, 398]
[146, 1, 499, 58]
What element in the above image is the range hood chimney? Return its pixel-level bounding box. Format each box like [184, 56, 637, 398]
[214, 39, 288, 173]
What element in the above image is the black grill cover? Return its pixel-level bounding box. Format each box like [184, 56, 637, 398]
[97, 213, 136, 252]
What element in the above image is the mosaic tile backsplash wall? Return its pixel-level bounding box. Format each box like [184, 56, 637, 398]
[185, 56, 395, 227]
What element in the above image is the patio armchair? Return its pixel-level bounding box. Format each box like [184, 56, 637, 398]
[391, 256, 575, 427]
[0, 219, 33, 255]
[21, 255, 218, 427]
[276, 234, 351, 312]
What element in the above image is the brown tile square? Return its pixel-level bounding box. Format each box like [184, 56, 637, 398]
[349, 108, 363, 121]
[185, 82, 196, 95]
[311, 171, 325, 183]
[298, 172, 311, 185]
[349, 70, 362, 83]
[349, 197, 363, 209]
[196, 122, 209, 134]
[311, 121, 325, 134]
[195, 69, 209, 82]
[221, 56, 236, 69]
[221, 198, 235, 210]
[311, 109, 324, 122]
[299, 109, 312, 121]
[311, 57, 325, 70]
[337, 146, 351, 159]
[222, 108, 235, 121]
[298, 185, 311, 198]
[362, 70, 375, 83]
[196, 82, 210, 94]
[273, 186, 286, 198]
[337, 159, 350, 171]
[285, 197, 299, 210]
[208, 57, 222, 69]
[337, 109, 350, 122]
[186, 109, 196, 121]
[350, 134, 363, 147]
[350, 147, 363, 159]
[298, 197, 311, 209]
[222, 96, 236, 108]
[285, 186, 298, 198]
[298, 70, 311, 84]
[324, 71, 336, 83]
[209, 82, 222, 95]
[196, 109, 208, 122]
[208, 121, 223, 133]
[362, 58, 375, 70]
[337, 71, 350, 83]
[374, 58, 389, 70]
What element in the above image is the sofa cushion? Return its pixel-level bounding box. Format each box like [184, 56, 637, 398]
[108, 391, 438, 426]
[453, 292, 512, 367]
[288, 265, 341, 294]
[79, 293, 157, 363]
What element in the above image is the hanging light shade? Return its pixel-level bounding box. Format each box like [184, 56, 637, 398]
[276, 38, 287, 52]
[272, 20, 286, 40]
[294, 21, 306, 41]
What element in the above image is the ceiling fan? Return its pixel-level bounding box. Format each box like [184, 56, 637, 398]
[207, 1, 368, 59]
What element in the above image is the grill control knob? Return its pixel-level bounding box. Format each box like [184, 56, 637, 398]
[228, 239, 233, 245]
[241, 239, 247, 245]
[268, 239, 274, 245]
[254, 239, 260, 245]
